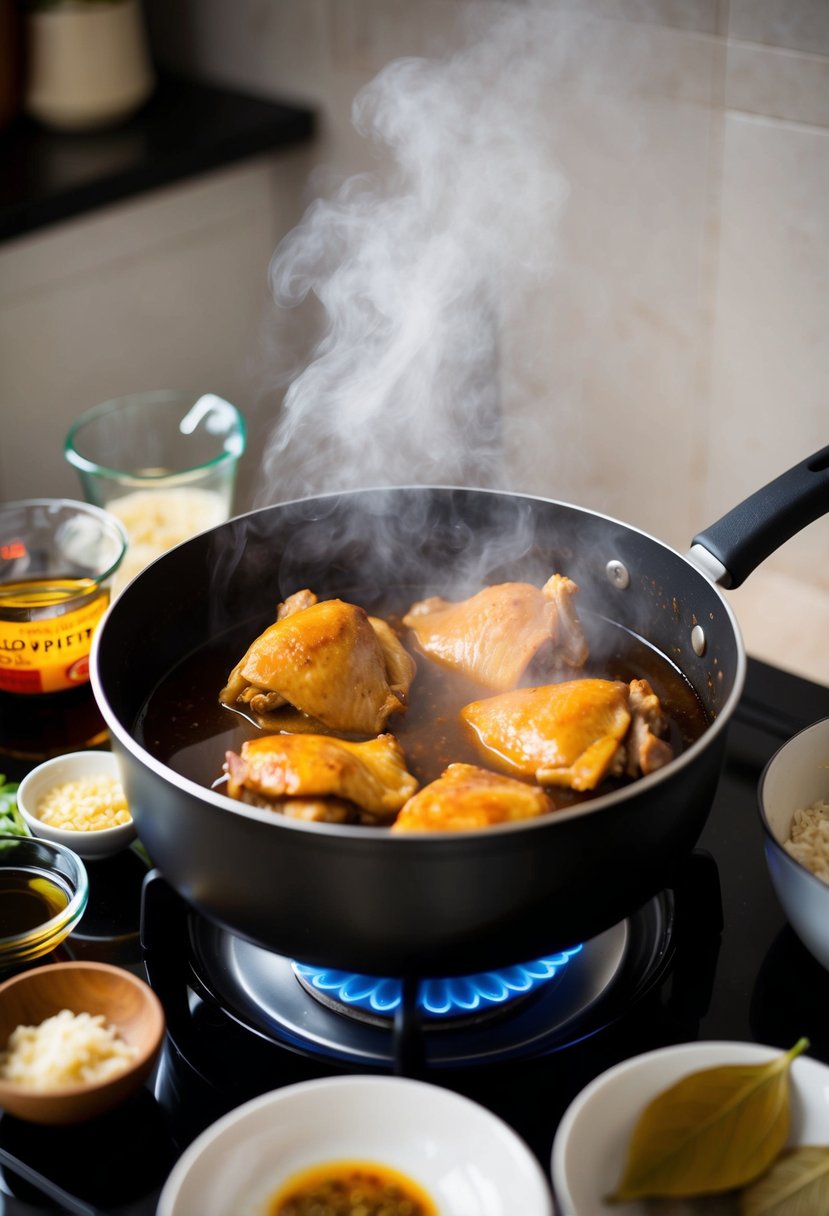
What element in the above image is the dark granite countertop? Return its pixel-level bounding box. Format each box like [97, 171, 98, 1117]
[0, 73, 316, 242]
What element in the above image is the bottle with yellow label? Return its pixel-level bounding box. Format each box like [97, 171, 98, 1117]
[0, 576, 112, 695]
[0, 499, 126, 776]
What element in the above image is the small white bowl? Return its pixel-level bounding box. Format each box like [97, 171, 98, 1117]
[18, 751, 136, 860]
[759, 716, 829, 972]
[157, 1075, 553, 1216]
[551, 1040, 829, 1216]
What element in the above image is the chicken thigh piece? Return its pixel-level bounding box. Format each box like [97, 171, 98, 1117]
[391, 762, 554, 832]
[627, 678, 675, 776]
[224, 732, 418, 823]
[402, 573, 588, 691]
[461, 678, 673, 792]
[220, 593, 416, 736]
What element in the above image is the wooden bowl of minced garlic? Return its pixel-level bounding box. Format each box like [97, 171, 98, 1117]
[0, 961, 164, 1124]
[18, 751, 136, 859]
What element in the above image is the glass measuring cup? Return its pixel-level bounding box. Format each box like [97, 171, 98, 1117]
[64, 390, 246, 594]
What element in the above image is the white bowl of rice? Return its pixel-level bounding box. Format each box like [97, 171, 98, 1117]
[18, 751, 136, 859]
[759, 716, 829, 972]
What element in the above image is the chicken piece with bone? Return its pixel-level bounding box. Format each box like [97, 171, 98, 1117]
[220, 590, 416, 736]
[402, 574, 588, 692]
[461, 678, 673, 792]
[224, 733, 418, 824]
[391, 762, 555, 832]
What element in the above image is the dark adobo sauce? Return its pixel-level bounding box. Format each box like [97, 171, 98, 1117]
[136, 586, 710, 815]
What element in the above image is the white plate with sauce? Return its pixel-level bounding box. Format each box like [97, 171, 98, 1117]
[157, 1074, 553, 1216]
[551, 1040, 829, 1216]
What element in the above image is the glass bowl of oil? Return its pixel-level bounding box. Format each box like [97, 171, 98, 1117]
[0, 834, 89, 970]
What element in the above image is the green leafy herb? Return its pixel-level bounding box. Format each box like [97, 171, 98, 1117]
[608, 1039, 810, 1202]
[0, 776, 28, 837]
[740, 1145, 829, 1215]
[130, 838, 152, 868]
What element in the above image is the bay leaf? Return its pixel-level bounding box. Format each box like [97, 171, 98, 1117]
[607, 1039, 809, 1202]
[740, 1146, 829, 1216]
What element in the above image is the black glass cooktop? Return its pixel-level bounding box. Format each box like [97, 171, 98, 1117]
[1, 657, 828, 1215]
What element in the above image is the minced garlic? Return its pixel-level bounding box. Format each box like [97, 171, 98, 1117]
[36, 774, 131, 832]
[0, 1009, 138, 1088]
[108, 487, 227, 593]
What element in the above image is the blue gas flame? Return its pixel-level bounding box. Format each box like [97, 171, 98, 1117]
[293, 947, 583, 1020]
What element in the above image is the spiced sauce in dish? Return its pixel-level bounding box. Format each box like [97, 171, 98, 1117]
[267, 1160, 436, 1216]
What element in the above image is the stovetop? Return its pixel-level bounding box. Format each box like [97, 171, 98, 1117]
[2, 657, 829, 1216]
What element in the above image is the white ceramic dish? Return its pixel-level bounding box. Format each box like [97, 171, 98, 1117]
[759, 715, 829, 972]
[157, 1074, 553, 1216]
[17, 750, 136, 859]
[551, 1040, 829, 1216]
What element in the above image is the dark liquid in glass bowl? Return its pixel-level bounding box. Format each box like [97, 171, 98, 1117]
[0, 867, 71, 937]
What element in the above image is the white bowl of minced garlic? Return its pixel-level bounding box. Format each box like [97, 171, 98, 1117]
[18, 751, 136, 859]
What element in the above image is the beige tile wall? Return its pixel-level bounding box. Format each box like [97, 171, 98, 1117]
[145, 0, 827, 681]
[2, 0, 826, 684]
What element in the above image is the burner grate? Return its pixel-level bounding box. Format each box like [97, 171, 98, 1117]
[139, 868, 695, 1072]
[174, 901, 667, 1067]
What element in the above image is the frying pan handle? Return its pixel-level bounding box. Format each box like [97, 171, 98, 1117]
[688, 444, 829, 588]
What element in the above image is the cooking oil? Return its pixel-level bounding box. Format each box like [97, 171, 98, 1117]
[0, 576, 101, 618]
[0, 866, 71, 938]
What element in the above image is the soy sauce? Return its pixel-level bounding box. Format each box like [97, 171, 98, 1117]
[0, 687, 107, 783]
[0, 868, 71, 937]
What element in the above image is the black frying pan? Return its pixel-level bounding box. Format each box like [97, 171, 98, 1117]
[91, 446, 829, 976]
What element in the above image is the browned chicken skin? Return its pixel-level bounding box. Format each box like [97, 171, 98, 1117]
[402, 574, 588, 691]
[224, 733, 418, 823]
[217, 580, 674, 830]
[220, 591, 416, 735]
[627, 678, 674, 777]
[461, 678, 673, 792]
[392, 762, 554, 832]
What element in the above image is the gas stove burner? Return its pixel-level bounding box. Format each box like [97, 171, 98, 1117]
[173, 890, 675, 1069]
[292, 949, 583, 1027]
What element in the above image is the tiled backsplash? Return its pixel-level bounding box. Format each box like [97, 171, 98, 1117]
[145, 0, 828, 682]
[2, 0, 826, 682]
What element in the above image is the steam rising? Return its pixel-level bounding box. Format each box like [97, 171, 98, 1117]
[257, 5, 569, 505]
